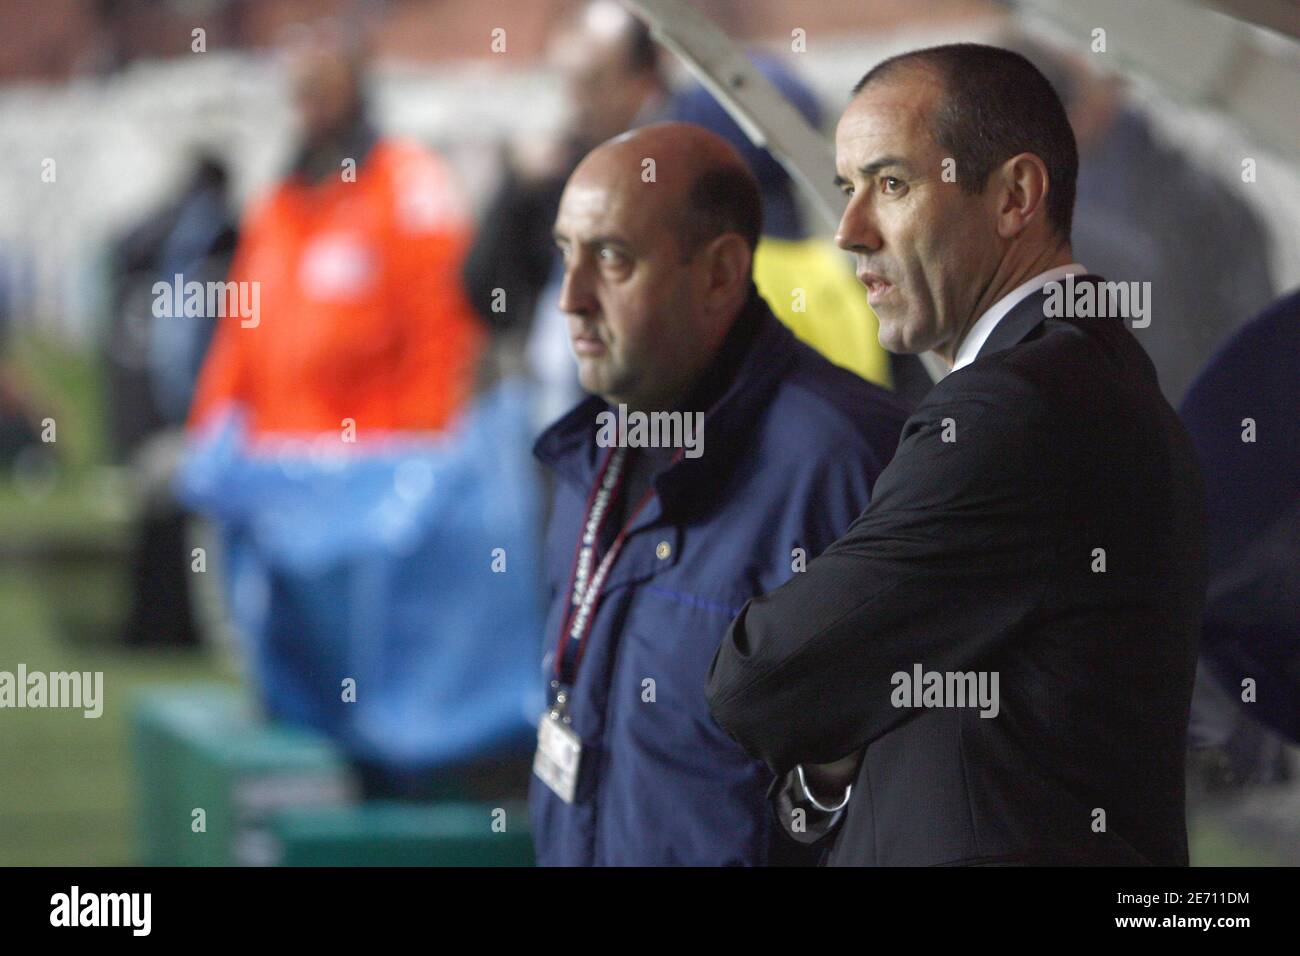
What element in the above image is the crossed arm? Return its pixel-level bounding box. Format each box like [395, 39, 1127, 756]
[706, 372, 1062, 780]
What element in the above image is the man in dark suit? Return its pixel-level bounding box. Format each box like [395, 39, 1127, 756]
[705, 43, 1208, 866]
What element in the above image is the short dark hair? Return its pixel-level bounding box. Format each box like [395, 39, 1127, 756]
[853, 43, 1078, 239]
[678, 163, 763, 258]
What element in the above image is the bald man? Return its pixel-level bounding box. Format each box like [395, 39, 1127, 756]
[529, 123, 907, 866]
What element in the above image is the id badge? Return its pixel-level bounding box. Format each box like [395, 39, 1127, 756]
[533, 712, 583, 803]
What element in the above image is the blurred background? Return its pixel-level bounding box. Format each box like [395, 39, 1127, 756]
[0, 0, 1296, 866]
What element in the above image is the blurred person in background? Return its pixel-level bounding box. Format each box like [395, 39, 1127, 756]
[120, 152, 239, 649]
[182, 22, 527, 798]
[1180, 287, 1300, 784]
[188, 24, 482, 436]
[105, 159, 234, 463]
[462, 0, 668, 428]
[0, 256, 49, 473]
[530, 122, 908, 865]
[1007, 33, 1276, 407]
[148, 155, 238, 428]
[1004, 33, 1286, 790]
[662, 53, 895, 393]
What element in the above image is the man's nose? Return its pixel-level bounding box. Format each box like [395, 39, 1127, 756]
[557, 260, 597, 318]
[835, 195, 884, 254]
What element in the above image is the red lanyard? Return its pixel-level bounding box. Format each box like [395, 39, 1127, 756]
[554, 446, 659, 684]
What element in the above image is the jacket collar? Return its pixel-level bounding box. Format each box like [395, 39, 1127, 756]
[534, 285, 798, 522]
[974, 273, 1109, 363]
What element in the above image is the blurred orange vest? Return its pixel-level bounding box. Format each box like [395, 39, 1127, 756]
[188, 138, 483, 438]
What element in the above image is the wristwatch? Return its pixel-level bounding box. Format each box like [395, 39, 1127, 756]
[794, 763, 853, 813]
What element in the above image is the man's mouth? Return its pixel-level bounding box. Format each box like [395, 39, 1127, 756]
[857, 271, 894, 304]
[571, 331, 607, 356]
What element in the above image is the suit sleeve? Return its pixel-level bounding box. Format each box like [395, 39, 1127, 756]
[706, 368, 1064, 775]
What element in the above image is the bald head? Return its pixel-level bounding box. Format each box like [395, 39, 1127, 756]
[572, 123, 762, 258]
[553, 123, 762, 411]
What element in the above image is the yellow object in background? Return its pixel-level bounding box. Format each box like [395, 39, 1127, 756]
[754, 237, 891, 389]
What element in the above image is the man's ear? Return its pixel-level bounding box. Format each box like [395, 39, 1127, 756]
[703, 232, 753, 314]
[994, 152, 1051, 240]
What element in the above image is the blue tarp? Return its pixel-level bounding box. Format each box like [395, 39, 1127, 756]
[176, 380, 546, 770]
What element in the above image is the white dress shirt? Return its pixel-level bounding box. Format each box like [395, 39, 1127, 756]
[948, 263, 1087, 374]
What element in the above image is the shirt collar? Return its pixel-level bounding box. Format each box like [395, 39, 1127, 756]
[949, 263, 1087, 374]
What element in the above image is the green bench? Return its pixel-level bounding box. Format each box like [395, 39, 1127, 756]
[130, 683, 535, 866]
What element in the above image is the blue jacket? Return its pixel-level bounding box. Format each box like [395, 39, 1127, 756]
[529, 289, 908, 865]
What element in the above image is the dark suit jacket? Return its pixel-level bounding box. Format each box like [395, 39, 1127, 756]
[706, 277, 1208, 866]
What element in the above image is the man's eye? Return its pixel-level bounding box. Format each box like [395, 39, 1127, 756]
[882, 177, 905, 194]
[599, 247, 627, 267]
[840, 185, 855, 198]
